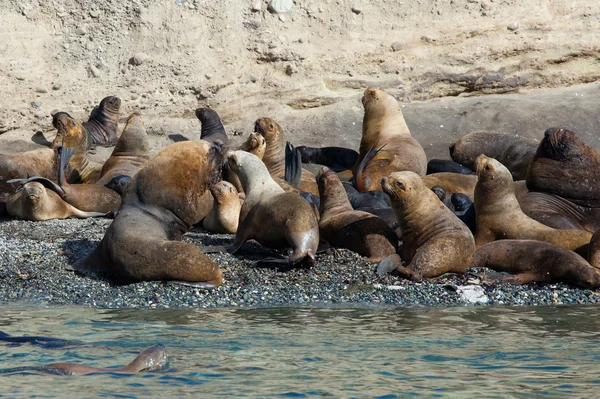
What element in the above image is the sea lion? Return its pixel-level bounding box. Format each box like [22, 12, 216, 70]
[202, 180, 241, 234]
[71, 140, 224, 286]
[426, 159, 475, 175]
[379, 171, 475, 280]
[196, 107, 229, 147]
[226, 132, 267, 194]
[353, 87, 427, 192]
[83, 96, 121, 148]
[254, 117, 319, 195]
[226, 150, 319, 266]
[6, 181, 106, 221]
[422, 172, 478, 200]
[41, 344, 167, 375]
[317, 167, 397, 261]
[472, 240, 600, 289]
[296, 145, 359, 173]
[0, 331, 82, 348]
[474, 155, 592, 253]
[450, 131, 539, 180]
[589, 230, 600, 268]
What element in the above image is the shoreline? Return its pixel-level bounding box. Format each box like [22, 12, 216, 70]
[1, 217, 599, 309]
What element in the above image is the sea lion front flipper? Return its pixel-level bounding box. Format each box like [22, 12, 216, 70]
[6, 177, 64, 195]
[376, 254, 401, 276]
[167, 281, 218, 289]
[355, 144, 386, 192]
[284, 141, 302, 188]
[57, 145, 75, 187]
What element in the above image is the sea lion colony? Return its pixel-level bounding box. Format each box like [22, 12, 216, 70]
[1, 88, 600, 290]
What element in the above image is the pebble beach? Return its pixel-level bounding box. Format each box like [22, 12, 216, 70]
[1, 217, 599, 309]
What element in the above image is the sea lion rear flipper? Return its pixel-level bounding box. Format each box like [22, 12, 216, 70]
[6, 177, 65, 195]
[284, 141, 302, 188]
[167, 281, 218, 289]
[70, 209, 109, 219]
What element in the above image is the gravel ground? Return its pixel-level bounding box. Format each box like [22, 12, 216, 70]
[1, 217, 599, 309]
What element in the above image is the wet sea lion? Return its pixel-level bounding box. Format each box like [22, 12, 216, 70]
[84, 96, 121, 148]
[422, 172, 478, 200]
[296, 145, 359, 173]
[317, 167, 397, 261]
[379, 171, 475, 280]
[254, 117, 319, 195]
[426, 159, 475, 175]
[226, 150, 319, 266]
[450, 131, 539, 180]
[72, 140, 224, 286]
[353, 88, 427, 192]
[474, 155, 592, 253]
[6, 181, 105, 221]
[202, 180, 241, 234]
[472, 240, 600, 289]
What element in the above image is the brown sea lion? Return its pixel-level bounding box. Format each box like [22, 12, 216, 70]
[71, 140, 224, 286]
[42, 344, 167, 375]
[84, 96, 121, 148]
[226, 150, 319, 266]
[422, 172, 478, 200]
[474, 155, 592, 253]
[472, 240, 600, 289]
[450, 131, 539, 180]
[379, 171, 475, 280]
[589, 230, 600, 268]
[202, 180, 241, 234]
[6, 181, 106, 221]
[226, 132, 267, 194]
[353, 88, 427, 192]
[317, 167, 397, 262]
[254, 118, 319, 195]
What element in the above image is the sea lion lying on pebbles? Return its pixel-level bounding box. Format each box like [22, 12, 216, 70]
[84, 96, 121, 148]
[474, 155, 592, 254]
[378, 171, 475, 280]
[71, 140, 224, 286]
[317, 167, 398, 262]
[353, 87, 427, 192]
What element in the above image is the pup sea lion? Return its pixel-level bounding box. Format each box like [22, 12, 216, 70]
[254, 118, 319, 195]
[202, 180, 241, 234]
[353, 88, 427, 192]
[379, 171, 475, 280]
[422, 172, 478, 200]
[472, 240, 600, 289]
[317, 167, 397, 261]
[72, 141, 224, 286]
[474, 155, 592, 253]
[226, 150, 319, 266]
[450, 131, 538, 180]
[6, 181, 106, 221]
[296, 145, 359, 173]
[84, 96, 121, 148]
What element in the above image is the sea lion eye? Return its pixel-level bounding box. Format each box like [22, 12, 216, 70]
[395, 181, 404, 189]
[484, 164, 490, 171]
[269, 124, 274, 129]
[71, 121, 76, 127]
[370, 91, 376, 97]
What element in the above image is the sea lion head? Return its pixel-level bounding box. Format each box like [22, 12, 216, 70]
[315, 166, 337, 195]
[381, 171, 424, 204]
[98, 96, 121, 114]
[474, 155, 512, 188]
[195, 107, 220, 126]
[133, 344, 168, 372]
[209, 180, 238, 205]
[361, 87, 398, 115]
[430, 185, 447, 202]
[538, 127, 583, 162]
[451, 193, 473, 212]
[226, 150, 273, 191]
[51, 113, 86, 149]
[254, 117, 281, 142]
[21, 182, 46, 204]
[104, 175, 132, 196]
[240, 132, 267, 159]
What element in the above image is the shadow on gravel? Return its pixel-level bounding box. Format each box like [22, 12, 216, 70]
[61, 239, 99, 265]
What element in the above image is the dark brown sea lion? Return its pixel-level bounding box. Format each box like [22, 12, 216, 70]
[474, 155, 592, 253]
[379, 171, 475, 280]
[202, 180, 241, 234]
[42, 344, 167, 375]
[426, 159, 475, 175]
[589, 230, 600, 268]
[196, 107, 229, 147]
[84, 96, 121, 148]
[450, 131, 539, 180]
[296, 145, 359, 173]
[472, 240, 600, 288]
[422, 172, 478, 200]
[317, 167, 397, 262]
[353, 88, 427, 192]
[71, 140, 224, 286]
[254, 118, 319, 195]
[226, 150, 319, 266]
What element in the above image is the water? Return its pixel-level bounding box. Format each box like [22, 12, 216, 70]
[1, 305, 600, 397]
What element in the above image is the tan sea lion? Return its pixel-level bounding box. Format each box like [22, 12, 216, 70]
[71, 140, 224, 286]
[450, 131, 539, 180]
[422, 172, 478, 200]
[226, 132, 267, 194]
[472, 240, 600, 289]
[226, 150, 319, 266]
[84, 96, 122, 148]
[6, 181, 106, 221]
[474, 155, 592, 253]
[379, 171, 475, 280]
[317, 167, 397, 262]
[202, 180, 241, 234]
[42, 344, 167, 375]
[353, 88, 427, 192]
[254, 118, 319, 195]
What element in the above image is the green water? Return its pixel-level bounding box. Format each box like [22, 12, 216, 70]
[1, 305, 600, 398]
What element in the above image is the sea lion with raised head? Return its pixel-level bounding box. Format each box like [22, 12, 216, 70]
[202, 180, 241, 234]
[353, 88, 427, 192]
[196, 107, 229, 147]
[379, 171, 475, 280]
[317, 167, 397, 261]
[84, 96, 121, 148]
[71, 140, 224, 286]
[474, 155, 592, 254]
[472, 240, 600, 288]
[225, 150, 319, 266]
[450, 131, 539, 180]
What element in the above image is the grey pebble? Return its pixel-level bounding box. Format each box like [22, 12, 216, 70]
[129, 53, 149, 66]
[507, 22, 519, 31]
[52, 83, 61, 90]
[89, 64, 100, 78]
[35, 87, 47, 94]
[269, 0, 293, 14]
[391, 41, 403, 51]
[75, 26, 87, 35]
[31, 101, 42, 109]
[89, 10, 100, 18]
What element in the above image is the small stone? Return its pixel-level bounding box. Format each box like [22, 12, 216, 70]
[50, 109, 59, 116]
[15, 74, 26, 81]
[351, 5, 362, 14]
[278, 14, 286, 22]
[35, 87, 47, 94]
[251, 0, 261, 12]
[507, 22, 519, 31]
[75, 26, 87, 35]
[52, 83, 61, 90]
[285, 64, 298, 76]
[34, 112, 46, 119]
[205, 74, 212, 80]
[249, 74, 257, 83]
[391, 41, 403, 51]
[269, 0, 293, 14]
[89, 64, 100, 78]
[129, 53, 148, 66]
[31, 101, 42, 109]
[421, 35, 434, 43]
[89, 10, 100, 18]
[131, 94, 139, 100]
